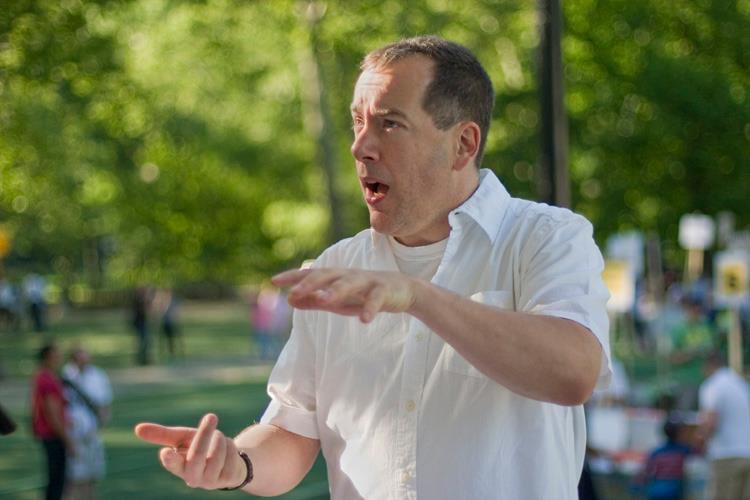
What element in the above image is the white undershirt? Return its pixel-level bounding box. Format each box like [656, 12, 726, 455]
[388, 236, 448, 281]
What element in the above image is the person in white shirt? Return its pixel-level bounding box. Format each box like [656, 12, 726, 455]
[62, 347, 113, 500]
[135, 35, 611, 499]
[698, 351, 750, 499]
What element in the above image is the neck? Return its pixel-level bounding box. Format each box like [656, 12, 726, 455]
[451, 167, 481, 211]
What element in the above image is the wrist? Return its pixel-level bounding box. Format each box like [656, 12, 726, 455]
[405, 278, 428, 316]
[219, 450, 253, 491]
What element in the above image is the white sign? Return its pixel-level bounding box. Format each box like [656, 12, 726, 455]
[679, 213, 715, 250]
[714, 250, 750, 307]
[606, 231, 644, 277]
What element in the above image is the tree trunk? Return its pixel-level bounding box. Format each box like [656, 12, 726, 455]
[297, 1, 346, 244]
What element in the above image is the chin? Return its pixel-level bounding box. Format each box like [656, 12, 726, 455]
[369, 213, 395, 235]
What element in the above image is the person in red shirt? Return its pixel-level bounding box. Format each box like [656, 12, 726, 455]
[31, 344, 71, 500]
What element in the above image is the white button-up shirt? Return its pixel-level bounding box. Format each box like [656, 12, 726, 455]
[261, 169, 612, 500]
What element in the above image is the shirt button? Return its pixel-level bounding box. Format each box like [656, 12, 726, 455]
[406, 400, 416, 412]
[415, 332, 425, 341]
[401, 470, 412, 483]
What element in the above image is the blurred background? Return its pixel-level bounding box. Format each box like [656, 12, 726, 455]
[0, 0, 749, 498]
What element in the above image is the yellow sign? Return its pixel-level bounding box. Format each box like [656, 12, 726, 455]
[0, 226, 11, 259]
[715, 251, 749, 306]
[602, 260, 634, 313]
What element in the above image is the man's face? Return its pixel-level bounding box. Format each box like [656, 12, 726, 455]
[73, 349, 90, 367]
[45, 348, 60, 370]
[350, 56, 464, 246]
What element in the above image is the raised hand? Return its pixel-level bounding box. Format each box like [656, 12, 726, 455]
[272, 268, 417, 323]
[134, 413, 247, 490]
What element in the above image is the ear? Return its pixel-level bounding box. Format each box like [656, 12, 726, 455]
[453, 121, 481, 171]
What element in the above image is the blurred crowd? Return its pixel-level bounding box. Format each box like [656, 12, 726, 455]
[0, 272, 49, 333]
[581, 271, 750, 499]
[30, 344, 113, 500]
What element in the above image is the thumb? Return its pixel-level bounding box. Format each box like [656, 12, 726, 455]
[159, 446, 186, 478]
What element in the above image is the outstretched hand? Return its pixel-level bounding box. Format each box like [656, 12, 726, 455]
[134, 414, 246, 490]
[272, 268, 417, 323]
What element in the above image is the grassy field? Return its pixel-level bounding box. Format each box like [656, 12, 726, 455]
[0, 300, 255, 379]
[0, 301, 329, 499]
[1, 378, 329, 499]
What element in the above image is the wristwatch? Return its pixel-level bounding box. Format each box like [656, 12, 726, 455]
[219, 451, 254, 491]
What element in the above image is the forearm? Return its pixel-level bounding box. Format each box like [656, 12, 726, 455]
[234, 424, 319, 496]
[408, 279, 602, 405]
[698, 412, 718, 445]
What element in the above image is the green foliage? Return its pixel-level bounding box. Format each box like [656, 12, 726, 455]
[564, 0, 750, 256]
[1, 0, 748, 288]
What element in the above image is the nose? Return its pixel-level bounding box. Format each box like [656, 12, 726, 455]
[351, 124, 379, 163]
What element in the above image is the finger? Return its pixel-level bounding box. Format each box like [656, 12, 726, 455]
[203, 431, 227, 484]
[219, 440, 244, 486]
[321, 273, 371, 305]
[271, 268, 313, 287]
[361, 285, 387, 323]
[135, 423, 196, 448]
[287, 269, 342, 296]
[159, 446, 186, 478]
[184, 414, 218, 483]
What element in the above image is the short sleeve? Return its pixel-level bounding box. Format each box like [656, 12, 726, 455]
[699, 380, 718, 412]
[518, 215, 612, 389]
[260, 308, 319, 440]
[91, 369, 113, 406]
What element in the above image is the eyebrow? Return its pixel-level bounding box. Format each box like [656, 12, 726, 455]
[350, 106, 408, 120]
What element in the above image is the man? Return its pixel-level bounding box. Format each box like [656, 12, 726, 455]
[698, 351, 750, 499]
[23, 272, 46, 332]
[31, 344, 71, 500]
[135, 36, 611, 499]
[62, 347, 113, 500]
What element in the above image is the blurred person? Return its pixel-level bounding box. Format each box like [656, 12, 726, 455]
[698, 351, 750, 499]
[135, 36, 611, 498]
[0, 275, 21, 331]
[62, 347, 112, 500]
[251, 284, 289, 360]
[31, 344, 71, 500]
[668, 295, 716, 408]
[0, 402, 16, 435]
[270, 289, 292, 357]
[131, 286, 151, 365]
[23, 272, 47, 332]
[154, 288, 183, 360]
[633, 415, 696, 500]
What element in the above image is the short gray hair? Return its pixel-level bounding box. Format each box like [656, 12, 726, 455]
[361, 36, 495, 167]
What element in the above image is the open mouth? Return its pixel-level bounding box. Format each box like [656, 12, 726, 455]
[364, 181, 390, 204]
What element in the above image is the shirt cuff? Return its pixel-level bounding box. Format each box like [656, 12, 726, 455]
[260, 400, 319, 440]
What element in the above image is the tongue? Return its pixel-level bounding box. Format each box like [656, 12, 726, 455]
[375, 183, 389, 195]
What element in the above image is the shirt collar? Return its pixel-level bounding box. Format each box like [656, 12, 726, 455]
[370, 168, 511, 249]
[448, 168, 510, 244]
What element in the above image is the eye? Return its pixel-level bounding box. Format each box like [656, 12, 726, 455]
[351, 115, 364, 131]
[383, 119, 400, 130]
